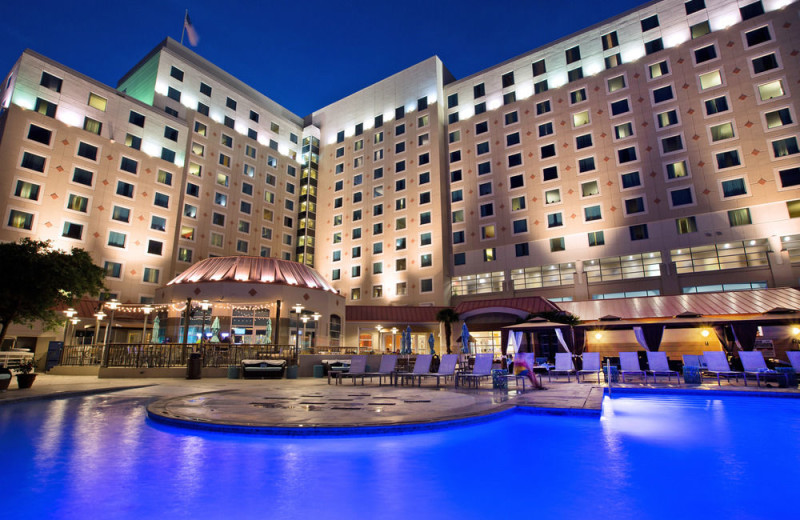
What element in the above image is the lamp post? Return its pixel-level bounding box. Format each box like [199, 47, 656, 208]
[94, 311, 106, 365]
[312, 312, 321, 349]
[292, 304, 303, 362]
[70, 318, 80, 346]
[199, 300, 211, 345]
[391, 327, 398, 354]
[376, 325, 384, 353]
[63, 308, 77, 344]
[301, 315, 309, 352]
[142, 305, 153, 343]
[102, 300, 119, 367]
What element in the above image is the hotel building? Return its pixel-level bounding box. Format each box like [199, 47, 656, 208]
[1, 0, 799, 356]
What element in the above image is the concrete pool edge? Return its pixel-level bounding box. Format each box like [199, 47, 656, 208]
[605, 386, 800, 399]
[0, 385, 154, 405]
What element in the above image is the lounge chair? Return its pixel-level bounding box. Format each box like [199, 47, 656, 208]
[411, 354, 458, 387]
[549, 353, 576, 382]
[788, 351, 800, 372]
[331, 355, 367, 385]
[396, 354, 432, 386]
[577, 352, 603, 383]
[702, 351, 743, 386]
[455, 353, 494, 388]
[619, 352, 647, 383]
[363, 354, 397, 386]
[739, 351, 785, 387]
[645, 351, 680, 384]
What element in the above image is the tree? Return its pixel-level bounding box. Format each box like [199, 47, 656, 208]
[435, 308, 460, 354]
[0, 239, 106, 347]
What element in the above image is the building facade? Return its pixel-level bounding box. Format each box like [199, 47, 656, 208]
[0, 0, 799, 351]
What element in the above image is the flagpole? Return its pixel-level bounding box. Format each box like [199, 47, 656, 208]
[180, 9, 187, 45]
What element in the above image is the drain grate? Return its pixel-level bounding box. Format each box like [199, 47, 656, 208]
[403, 400, 431, 403]
[367, 402, 396, 406]
[299, 401, 327, 405]
[251, 402, 286, 409]
[331, 406, 362, 410]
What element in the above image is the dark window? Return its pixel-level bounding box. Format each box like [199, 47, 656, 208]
[602, 31, 619, 50]
[129, 111, 145, 127]
[40, 71, 62, 92]
[661, 135, 683, 153]
[721, 179, 747, 197]
[448, 93, 458, 108]
[72, 167, 93, 186]
[565, 46, 581, 64]
[641, 15, 659, 32]
[448, 113, 459, 124]
[170, 66, 184, 81]
[534, 80, 549, 94]
[473, 83, 485, 98]
[476, 121, 488, 134]
[618, 147, 637, 163]
[164, 126, 178, 141]
[542, 166, 558, 181]
[474, 102, 486, 115]
[226, 97, 237, 110]
[355, 122, 363, 136]
[605, 54, 622, 69]
[509, 174, 524, 189]
[715, 150, 741, 169]
[568, 68, 584, 82]
[705, 96, 729, 115]
[27, 124, 52, 145]
[337, 130, 345, 143]
[671, 188, 694, 206]
[621, 171, 641, 189]
[685, 0, 706, 15]
[374, 114, 383, 128]
[165, 106, 178, 117]
[536, 100, 551, 115]
[740, 1, 764, 20]
[629, 224, 649, 241]
[694, 45, 717, 64]
[645, 38, 664, 55]
[541, 144, 556, 158]
[508, 153, 522, 167]
[532, 59, 546, 76]
[199, 82, 212, 96]
[778, 167, 800, 188]
[752, 54, 779, 74]
[502, 71, 515, 88]
[120, 157, 138, 174]
[506, 132, 521, 146]
[653, 85, 673, 103]
[77, 142, 98, 161]
[745, 26, 771, 47]
[478, 162, 491, 175]
[395, 105, 405, 119]
[167, 87, 181, 102]
[576, 134, 593, 149]
[197, 102, 209, 116]
[611, 99, 630, 115]
[21, 152, 46, 172]
[515, 243, 529, 257]
[148, 240, 163, 255]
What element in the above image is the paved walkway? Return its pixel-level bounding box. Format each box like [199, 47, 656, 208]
[2, 374, 798, 434]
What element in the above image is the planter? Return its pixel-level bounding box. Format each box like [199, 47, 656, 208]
[603, 366, 619, 383]
[227, 365, 240, 379]
[16, 373, 37, 389]
[491, 369, 508, 389]
[0, 367, 12, 391]
[286, 365, 298, 379]
[683, 366, 702, 384]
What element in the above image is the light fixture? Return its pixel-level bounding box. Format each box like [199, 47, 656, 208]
[701, 329, 710, 338]
[594, 332, 603, 340]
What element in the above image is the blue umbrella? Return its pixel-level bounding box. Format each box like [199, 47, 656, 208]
[405, 326, 412, 354]
[461, 322, 470, 354]
[428, 333, 435, 355]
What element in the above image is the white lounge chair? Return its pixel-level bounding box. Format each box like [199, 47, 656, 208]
[396, 354, 432, 386]
[332, 355, 367, 385]
[549, 353, 576, 382]
[363, 354, 397, 386]
[646, 351, 680, 384]
[455, 353, 493, 388]
[577, 352, 603, 383]
[739, 351, 784, 387]
[702, 351, 743, 386]
[619, 352, 647, 383]
[411, 354, 458, 387]
[788, 351, 800, 373]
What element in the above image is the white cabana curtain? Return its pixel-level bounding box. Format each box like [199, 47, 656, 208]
[633, 326, 647, 351]
[507, 331, 523, 353]
[554, 328, 571, 353]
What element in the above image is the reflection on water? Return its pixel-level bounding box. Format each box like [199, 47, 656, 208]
[1, 393, 798, 520]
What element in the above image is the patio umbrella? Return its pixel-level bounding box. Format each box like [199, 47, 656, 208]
[461, 323, 470, 354]
[405, 326, 412, 355]
[151, 316, 160, 344]
[265, 318, 272, 345]
[210, 316, 221, 343]
[428, 333, 435, 355]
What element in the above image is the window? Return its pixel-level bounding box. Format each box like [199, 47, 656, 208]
[710, 122, 735, 142]
[108, 231, 126, 248]
[716, 150, 741, 169]
[581, 180, 599, 197]
[649, 60, 669, 79]
[666, 160, 689, 179]
[545, 189, 561, 205]
[652, 85, 674, 104]
[699, 70, 722, 91]
[765, 108, 793, 129]
[534, 80, 548, 94]
[610, 99, 630, 116]
[475, 102, 486, 115]
[480, 203, 494, 217]
[758, 80, 785, 101]
[584, 205, 602, 221]
[77, 142, 98, 161]
[153, 192, 169, 209]
[618, 146, 637, 163]
[579, 157, 596, 173]
[645, 38, 664, 55]
[614, 122, 633, 140]
[539, 122, 553, 137]
[573, 111, 590, 127]
[728, 208, 752, 226]
[547, 213, 563, 228]
[116, 181, 134, 198]
[62, 222, 83, 240]
[740, 1, 764, 20]
[570, 88, 587, 104]
[481, 225, 495, 239]
[621, 171, 641, 189]
[772, 137, 799, 158]
[509, 174, 524, 189]
[473, 83, 485, 98]
[676, 216, 698, 234]
[607, 75, 626, 93]
[705, 96, 729, 115]
[565, 46, 581, 64]
[629, 224, 649, 241]
[661, 135, 684, 154]
[40, 71, 62, 92]
[536, 100, 551, 115]
[670, 187, 694, 206]
[625, 197, 646, 214]
[14, 180, 40, 201]
[505, 111, 519, 125]
[721, 178, 748, 198]
[167, 87, 181, 102]
[691, 21, 710, 39]
[541, 144, 556, 159]
[641, 15, 659, 31]
[576, 134, 593, 149]
[543, 166, 559, 182]
[35, 98, 57, 118]
[448, 93, 458, 108]
[685, 0, 706, 16]
[143, 268, 160, 284]
[508, 153, 522, 167]
[694, 45, 717, 64]
[550, 238, 565, 252]
[746, 26, 771, 47]
[588, 231, 605, 246]
[197, 103, 209, 117]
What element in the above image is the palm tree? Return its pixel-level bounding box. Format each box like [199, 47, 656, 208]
[435, 308, 460, 354]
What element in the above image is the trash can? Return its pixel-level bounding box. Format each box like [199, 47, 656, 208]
[286, 365, 299, 379]
[492, 369, 508, 389]
[186, 352, 202, 380]
[683, 365, 702, 384]
[603, 366, 619, 383]
[227, 365, 240, 379]
[776, 367, 796, 388]
[313, 365, 324, 378]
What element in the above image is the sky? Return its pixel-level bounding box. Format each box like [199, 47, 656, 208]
[1, 0, 647, 117]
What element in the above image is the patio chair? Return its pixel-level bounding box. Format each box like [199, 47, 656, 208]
[739, 351, 784, 387]
[702, 351, 743, 386]
[619, 352, 647, 383]
[332, 355, 368, 385]
[455, 353, 494, 388]
[549, 353, 576, 382]
[363, 354, 397, 386]
[577, 352, 603, 383]
[395, 354, 432, 386]
[646, 351, 680, 384]
[412, 354, 458, 387]
[786, 351, 800, 373]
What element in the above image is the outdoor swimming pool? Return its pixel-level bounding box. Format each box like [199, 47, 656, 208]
[1, 392, 798, 519]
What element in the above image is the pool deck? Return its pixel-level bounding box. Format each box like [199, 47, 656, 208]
[2, 374, 798, 434]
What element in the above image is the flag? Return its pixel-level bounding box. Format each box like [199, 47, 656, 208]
[184, 12, 199, 46]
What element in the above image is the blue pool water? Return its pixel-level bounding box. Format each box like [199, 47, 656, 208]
[1, 393, 799, 519]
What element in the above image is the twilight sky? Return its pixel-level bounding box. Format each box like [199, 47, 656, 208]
[2, 0, 646, 116]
